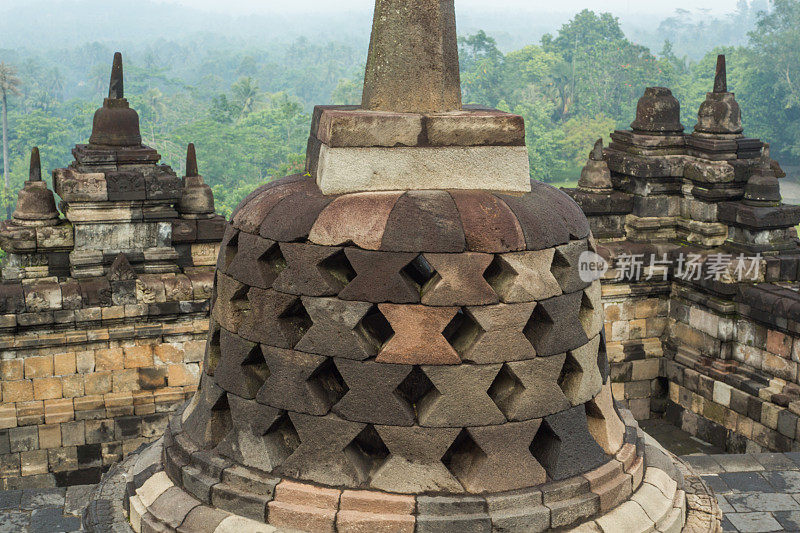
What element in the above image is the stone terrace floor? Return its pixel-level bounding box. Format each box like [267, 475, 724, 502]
[1, 419, 800, 532]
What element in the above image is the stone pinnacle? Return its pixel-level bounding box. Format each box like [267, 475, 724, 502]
[186, 143, 199, 177]
[109, 52, 124, 99]
[361, 0, 462, 113]
[713, 54, 727, 93]
[590, 139, 604, 161]
[29, 147, 42, 182]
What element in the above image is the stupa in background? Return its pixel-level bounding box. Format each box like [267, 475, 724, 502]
[84, 1, 720, 531]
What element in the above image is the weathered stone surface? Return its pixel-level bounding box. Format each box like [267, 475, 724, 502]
[531, 405, 608, 481]
[224, 232, 282, 290]
[449, 191, 526, 253]
[295, 297, 379, 360]
[581, 281, 604, 339]
[377, 304, 460, 365]
[258, 179, 332, 242]
[446, 421, 546, 492]
[457, 303, 537, 363]
[551, 240, 591, 294]
[231, 178, 308, 234]
[485, 250, 562, 303]
[420, 253, 498, 306]
[488, 356, 570, 420]
[219, 395, 287, 473]
[238, 288, 310, 349]
[254, 347, 343, 416]
[316, 145, 532, 195]
[371, 425, 462, 493]
[417, 365, 505, 427]
[560, 335, 604, 406]
[272, 243, 350, 296]
[416, 494, 492, 533]
[485, 489, 549, 532]
[309, 191, 402, 250]
[314, 106, 423, 147]
[426, 109, 526, 147]
[525, 292, 589, 357]
[338, 249, 420, 303]
[214, 330, 268, 400]
[586, 384, 625, 456]
[361, 0, 461, 113]
[381, 191, 466, 253]
[333, 360, 416, 426]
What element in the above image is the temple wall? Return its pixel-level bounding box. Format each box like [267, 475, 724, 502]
[0, 269, 214, 489]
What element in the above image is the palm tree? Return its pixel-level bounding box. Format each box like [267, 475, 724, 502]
[231, 77, 263, 118]
[0, 63, 21, 220]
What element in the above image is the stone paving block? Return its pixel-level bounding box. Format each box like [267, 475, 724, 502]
[488, 356, 569, 420]
[485, 250, 561, 303]
[447, 420, 546, 492]
[295, 297, 379, 360]
[332, 360, 415, 426]
[718, 471, 773, 493]
[211, 482, 269, 522]
[726, 511, 783, 533]
[272, 243, 351, 296]
[20, 487, 65, 510]
[380, 191, 466, 253]
[420, 253, 498, 306]
[371, 425, 462, 493]
[762, 469, 800, 492]
[725, 492, 799, 512]
[714, 453, 766, 473]
[215, 514, 277, 532]
[337, 249, 420, 303]
[0, 490, 22, 510]
[417, 365, 505, 427]
[224, 232, 282, 289]
[773, 510, 800, 531]
[561, 335, 603, 406]
[587, 383, 625, 455]
[532, 405, 607, 481]
[449, 191, 526, 253]
[255, 347, 343, 416]
[29, 506, 82, 533]
[754, 453, 799, 471]
[524, 292, 589, 356]
[238, 288, 311, 349]
[485, 489, 549, 532]
[149, 485, 201, 528]
[458, 303, 536, 363]
[681, 455, 724, 475]
[416, 494, 491, 533]
[276, 413, 365, 487]
[177, 505, 229, 533]
[376, 304, 460, 365]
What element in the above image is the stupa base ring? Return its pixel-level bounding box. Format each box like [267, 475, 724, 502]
[83, 405, 720, 533]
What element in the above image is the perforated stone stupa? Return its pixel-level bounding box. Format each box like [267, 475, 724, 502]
[84, 1, 720, 532]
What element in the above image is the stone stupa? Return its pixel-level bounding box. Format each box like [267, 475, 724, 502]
[84, 1, 719, 531]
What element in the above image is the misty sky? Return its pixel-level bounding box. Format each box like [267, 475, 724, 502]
[167, 0, 738, 15]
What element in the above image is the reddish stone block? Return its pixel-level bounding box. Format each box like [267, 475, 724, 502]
[449, 190, 526, 253]
[377, 304, 460, 365]
[232, 178, 308, 233]
[380, 191, 466, 253]
[309, 191, 402, 250]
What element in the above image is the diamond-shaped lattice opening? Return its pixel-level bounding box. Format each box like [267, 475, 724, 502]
[557, 352, 583, 399]
[278, 297, 313, 342]
[263, 411, 301, 466]
[308, 358, 349, 409]
[223, 231, 239, 269]
[357, 305, 395, 350]
[257, 243, 287, 287]
[483, 255, 516, 295]
[401, 255, 438, 290]
[395, 366, 438, 420]
[344, 424, 390, 483]
[523, 303, 553, 352]
[442, 309, 484, 357]
[441, 428, 487, 483]
[319, 249, 357, 289]
[206, 392, 232, 448]
[529, 421, 561, 478]
[487, 364, 525, 418]
[206, 321, 222, 374]
[240, 345, 271, 398]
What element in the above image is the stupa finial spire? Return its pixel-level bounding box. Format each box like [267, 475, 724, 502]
[361, 0, 461, 113]
[591, 139, 604, 161]
[713, 54, 727, 93]
[109, 52, 124, 99]
[186, 143, 199, 177]
[29, 147, 41, 182]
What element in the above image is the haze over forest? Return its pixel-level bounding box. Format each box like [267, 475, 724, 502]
[0, 0, 795, 216]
